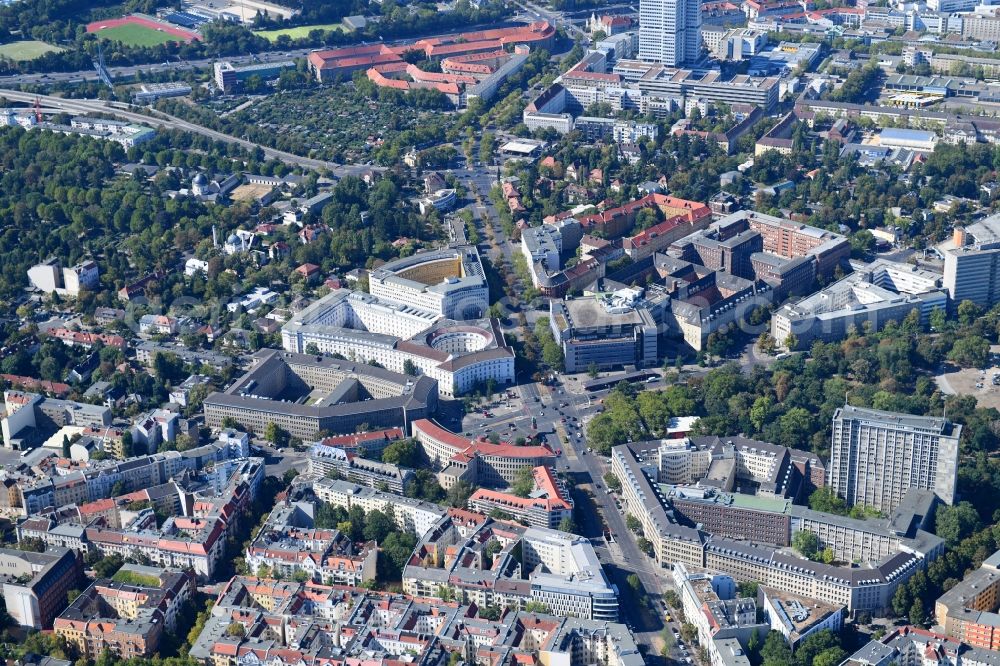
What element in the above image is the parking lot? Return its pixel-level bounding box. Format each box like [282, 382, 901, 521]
[937, 346, 1000, 409]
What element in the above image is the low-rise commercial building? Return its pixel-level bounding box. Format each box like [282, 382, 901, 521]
[759, 586, 844, 650]
[213, 60, 297, 93]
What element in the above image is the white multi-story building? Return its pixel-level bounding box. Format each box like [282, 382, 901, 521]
[281, 288, 514, 397]
[312, 479, 447, 538]
[638, 0, 701, 66]
[829, 405, 961, 513]
[27, 259, 99, 297]
[367, 246, 489, 320]
[523, 528, 620, 622]
[772, 259, 947, 349]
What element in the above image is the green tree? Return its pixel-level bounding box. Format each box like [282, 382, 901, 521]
[510, 466, 534, 498]
[750, 395, 771, 432]
[892, 584, 911, 617]
[661, 628, 676, 656]
[808, 487, 847, 515]
[930, 306, 947, 331]
[603, 472, 622, 492]
[363, 510, 395, 542]
[949, 335, 990, 368]
[910, 598, 926, 625]
[587, 362, 599, 379]
[382, 439, 421, 468]
[935, 501, 982, 546]
[760, 630, 792, 666]
[557, 516, 578, 533]
[61, 434, 71, 458]
[92, 555, 124, 579]
[958, 299, 982, 326]
[403, 359, 418, 376]
[542, 340, 564, 369]
[792, 530, 822, 560]
[625, 514, 642, 534]
[120, 430, 134, 459]
[265, 422, 291, 447]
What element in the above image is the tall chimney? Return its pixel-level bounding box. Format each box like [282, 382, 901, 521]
[954, 226, 967, 247]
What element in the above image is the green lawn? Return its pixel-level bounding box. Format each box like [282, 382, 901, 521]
[95, 24, 184, 47]
[0, 40, 63, 61]
[111, 569, 160, 587]
[254, 23, 347, 41]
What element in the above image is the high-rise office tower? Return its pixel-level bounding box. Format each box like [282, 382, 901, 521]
[639, 0, 702, 66]
[829, 405, 960, 513]
[940, 218, 1000, 309]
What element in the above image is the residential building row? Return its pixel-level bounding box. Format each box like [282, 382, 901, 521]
[305, 442, 413, 494]
[188, 575, 641, 666]
[402, 509, 620, 622]
[469, 465, 574, 528]
[10, 431, 250, 516]
[244, 500, 377, 586]
[54, 565, 195, 660]
[842, 626, 1000, 666]
[17, 456, 264, 580]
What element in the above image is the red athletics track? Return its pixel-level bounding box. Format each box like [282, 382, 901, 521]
[85, 15, 200, 42]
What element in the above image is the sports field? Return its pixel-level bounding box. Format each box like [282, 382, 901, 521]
[95, 24, 182, 46]
[87, 15, 200, 46]
[254, 23, 347, 41]
[0, 40, 62, 61]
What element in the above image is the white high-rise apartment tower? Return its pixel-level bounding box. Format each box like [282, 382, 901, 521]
[828, 405, 960, 513]
[639, 0, 702, 66]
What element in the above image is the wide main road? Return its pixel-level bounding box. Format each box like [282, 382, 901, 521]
[0, 88, 380, 175]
